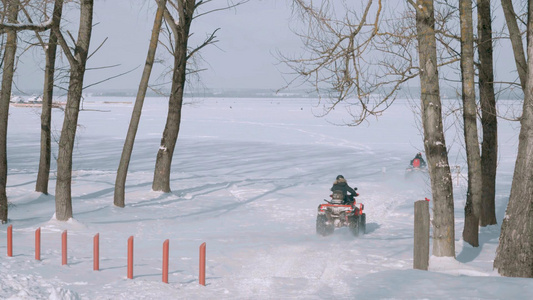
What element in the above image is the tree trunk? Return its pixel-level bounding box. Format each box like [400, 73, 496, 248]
[36, 0, 63, 195]
[152, 0, 195, 192]
[0, 0, 19, 223]
[501, 0, 527, 91]
[54, 0, 93, 221]
[494, 4, 533, 278]
[462, 189, 479, 246]
[460, 0, 481, 247]
[414, 0, 455, 257]
[478, 0, 498, 226]
[114, 0, 166, 207]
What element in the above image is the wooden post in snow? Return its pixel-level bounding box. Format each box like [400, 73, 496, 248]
[93, 233, 99, 271]
[35, 227, 41, 260]
[199, 242, 206, 286]
[162, 239, 169, 283]
[62, 230, 67, 265]
[7, 225, 12, 257]
[127, 236, 134, 279]
[414, 199, 430, 270]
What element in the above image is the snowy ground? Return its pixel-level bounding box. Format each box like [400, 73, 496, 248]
[1, 96, 531, 299]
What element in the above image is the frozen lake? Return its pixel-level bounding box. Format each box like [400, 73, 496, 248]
[1, 96, 529, 299]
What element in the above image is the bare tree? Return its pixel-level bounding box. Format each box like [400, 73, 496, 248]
[409, 0, 455, 257]
[477, 0, 497, 226]
[151, 0, 196, 192]
[0, 0, 54, 223]
[281, 0, 417, 125]
[35, 0, 63, 194]
[494, 3, 533, 277]
[114, 0, 166, 207]
[152, 0, 245, 192]
[53, 0, 93, 221]
[459, 0, 481, 247]
[398, 0, 498, 230]
[501, 0, 527, 91]
[0, 0, 19, 223]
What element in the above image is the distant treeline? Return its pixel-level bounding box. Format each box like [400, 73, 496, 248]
[15, 86, 524, 100]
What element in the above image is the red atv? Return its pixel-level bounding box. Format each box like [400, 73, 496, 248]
[405, 155, 428, 177]
[316, 190, 366, 236]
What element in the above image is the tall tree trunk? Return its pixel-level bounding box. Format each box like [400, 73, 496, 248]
[152, 0, 195, 192]
[36, 0, 64, 194]
[54, 0, 93, 221]
[460, 0, 482, 247]
[494, 4, 533, 277]
[501, 0, 527, 91]
[0, 0, 18, 223]
[413, 0, 455, 257]
[478, 0, 498, 226]
[114, 0, 166, 207]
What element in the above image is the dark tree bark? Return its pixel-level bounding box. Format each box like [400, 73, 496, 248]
[494, 3, 533, 277]
[114, 0, 166, 207]
[54, 0, 93, 221]
[36, 0, 64, 195]
[0, 0, 19, 223]
[460, 0, 481, 247]
[152, 0, 195, 192]
[478, 0, 498, 226]
[501, 0, 527, 91]
[411, 0, 455, 257]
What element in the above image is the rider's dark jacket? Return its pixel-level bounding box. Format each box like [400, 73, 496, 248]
[330, 178, 356, 197]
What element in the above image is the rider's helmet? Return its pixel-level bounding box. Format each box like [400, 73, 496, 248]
[336, 175, 344, 180]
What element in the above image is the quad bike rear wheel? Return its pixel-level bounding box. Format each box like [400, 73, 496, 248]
[348, 215, 360, 236]
[359, 213, 366, 234]
[316, 215, 334, 236]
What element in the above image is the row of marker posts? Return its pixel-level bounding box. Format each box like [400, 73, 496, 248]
[5, 225, 207, 285]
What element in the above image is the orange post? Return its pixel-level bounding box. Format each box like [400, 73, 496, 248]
[62, 230, 67, 265]
[7, 225, 12, 257]
[199, 242, 206, 286]
[93, 233, 99, 271]
[127, 236, 133, 279]
[162, 239, 169, 283]
[35, 227, 41, 260]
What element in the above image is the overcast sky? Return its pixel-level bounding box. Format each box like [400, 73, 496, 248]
[13, 0, 520, 94]
[15, 0, 300, 92]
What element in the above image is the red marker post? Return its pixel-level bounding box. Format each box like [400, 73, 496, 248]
[127, 236, 134, 279]
[35, 227, 41, 260]
[93, 233, 99, 271]
[62, 230, 67, 265]
[7, 225, 13, 257]
[162, 239, 169, 283]
[199, 242, 206, 286]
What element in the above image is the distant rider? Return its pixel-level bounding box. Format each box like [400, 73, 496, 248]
[331, 175, 358, 204]
[410, 152, 427, 168]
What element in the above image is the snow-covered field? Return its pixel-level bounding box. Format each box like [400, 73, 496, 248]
[2, 96, 531, 299]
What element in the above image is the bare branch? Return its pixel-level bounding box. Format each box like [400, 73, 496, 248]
[83, 65, 140, 90]
[20, 5, 46, 48]
[84, 36, 107, 61]
[85, 64, 121, 71]
[52, 26, 76, 66]
[193, 0, 249, 20]
[187, 28, 218, 60]
[163, 6, 179, 38]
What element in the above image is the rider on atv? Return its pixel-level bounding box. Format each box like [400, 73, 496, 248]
[410, 152, 427, 169]
[330, 175, 358, 205]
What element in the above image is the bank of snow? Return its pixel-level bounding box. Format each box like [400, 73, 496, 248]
[1, 97, 529, 299]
